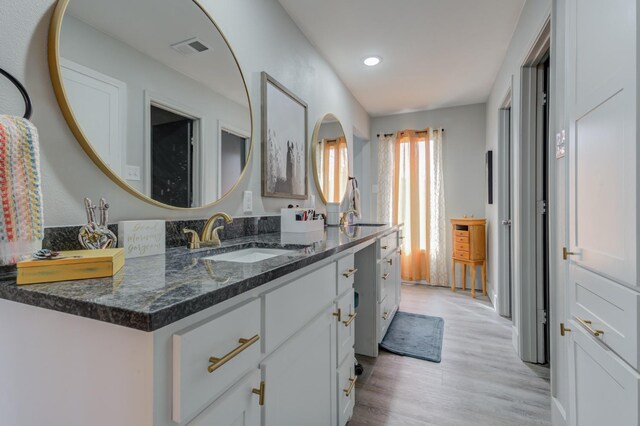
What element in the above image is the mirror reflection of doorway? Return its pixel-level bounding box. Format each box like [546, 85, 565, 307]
[150, 105, 197, 207]
[219, 129, 248, 196]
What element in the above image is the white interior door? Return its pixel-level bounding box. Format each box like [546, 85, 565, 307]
[61, 58, 126, 175]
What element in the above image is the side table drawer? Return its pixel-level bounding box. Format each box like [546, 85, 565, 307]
[453, 250, 470, 260]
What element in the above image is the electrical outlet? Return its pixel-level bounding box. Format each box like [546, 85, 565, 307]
[243, 191, 253, 214]
[125, 165, 141, 181]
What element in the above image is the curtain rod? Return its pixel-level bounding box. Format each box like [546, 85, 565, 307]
[376, 128, 445, 138]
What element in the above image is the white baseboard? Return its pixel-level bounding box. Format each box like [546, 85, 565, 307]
[551, 397, 567, 426]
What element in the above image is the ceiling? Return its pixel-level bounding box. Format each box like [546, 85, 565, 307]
[278, 0, 526, 116]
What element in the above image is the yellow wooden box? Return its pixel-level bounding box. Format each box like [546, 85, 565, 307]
[16, 248, 125, 285]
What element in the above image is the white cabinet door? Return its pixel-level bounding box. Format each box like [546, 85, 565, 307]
[336, 289, 356, 366]
[567, 322, 640, 426]
[188, 369, 261, 426]
[262, 307, 337, 426]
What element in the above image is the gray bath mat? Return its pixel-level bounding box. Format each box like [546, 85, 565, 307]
[380, 311, 444, 363]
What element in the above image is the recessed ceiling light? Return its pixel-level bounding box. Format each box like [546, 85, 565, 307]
[363, 56, 382, 66]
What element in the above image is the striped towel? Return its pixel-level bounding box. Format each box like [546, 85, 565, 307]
[0, 115, 43, 264]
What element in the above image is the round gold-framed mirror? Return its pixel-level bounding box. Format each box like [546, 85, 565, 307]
[311, 113, 349, 205]
[48, 0, 252, 210]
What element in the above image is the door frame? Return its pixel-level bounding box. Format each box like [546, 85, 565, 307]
[516, 19, 551, 363]
[497, 88, 513, 318]
[143, 90, 203, 206]
[217, 120, 250, 200]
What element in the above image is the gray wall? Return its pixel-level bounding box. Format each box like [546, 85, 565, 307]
[0, 0, 370, 226]
[370, 103, 487, 287]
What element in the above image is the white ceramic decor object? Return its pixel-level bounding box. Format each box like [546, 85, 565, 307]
[118, 220, 165, 258]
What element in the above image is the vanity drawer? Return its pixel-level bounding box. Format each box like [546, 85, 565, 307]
[337, 254, 356, 296]
[454, 242, 469, 252]
[453, 250, 470, 260]
[454, 235, 469, 244]
[454, 230, 469, 238]
[377, 261, 391, 303]
[379, 296, 394, 342]
[264, 262, 336, 354]
[336, 289, 356, 366]
[570, 265, 640, 369]
[172, 299, 261, 423]
[337, 356, 356, 426]
[378, 232, 398, 259]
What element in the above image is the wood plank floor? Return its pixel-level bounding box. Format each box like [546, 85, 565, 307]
[350, 284, 551, 426]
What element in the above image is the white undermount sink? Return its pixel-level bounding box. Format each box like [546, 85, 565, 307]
[202, 248, 295, 264]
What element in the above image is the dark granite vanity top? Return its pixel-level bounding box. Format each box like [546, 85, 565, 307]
[0, 224, 400, 332]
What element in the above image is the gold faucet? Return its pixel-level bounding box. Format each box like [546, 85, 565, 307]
[183, 212, 233, 249]
[339, 209, 358, 227]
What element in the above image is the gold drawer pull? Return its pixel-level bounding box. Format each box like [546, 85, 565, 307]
[382, 311, 389, 320]
[208, 334, 260, 373]
[387, 258, 393, 265]
[342, 268, 358, 278]
[577, 318, 604, 337]
[342, 312, 357, 326]
[343, 376, 357, 397]
[560, 322, 571, 336]
[333, 308, 342, 322]
[382, 273, 390, 280]
[381, 245, 389, 250]
[252, 381, 266, 406]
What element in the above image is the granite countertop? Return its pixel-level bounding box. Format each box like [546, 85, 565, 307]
[0, 224, 400, 332]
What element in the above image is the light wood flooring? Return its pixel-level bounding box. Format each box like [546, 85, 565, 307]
[350, 284, 551, 426]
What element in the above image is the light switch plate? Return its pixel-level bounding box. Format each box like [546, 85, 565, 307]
[125, 165, 141, 181]
[243, 191, 253, 214]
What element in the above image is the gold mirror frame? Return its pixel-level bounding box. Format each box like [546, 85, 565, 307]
[311, 113, 349, 205]
[47, 0, 253, 210]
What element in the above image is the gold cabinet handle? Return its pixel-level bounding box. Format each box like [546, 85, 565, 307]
[387, 258, 393, 266]
[342, 312, 357, 326]
[333, 308, 342, 322]
[208, 334, 260, 373]
[381, 245, 389, 250]
[382, 273, 390, 280]
[342, 268, 358, 278]
[252, 381, 266, 406]
[560, 322, 571, 336]
[343, 376, 357, 397]
[382, 311, 389, 320]
[563, 247, 577, 260]
[577, 318, 604, 337]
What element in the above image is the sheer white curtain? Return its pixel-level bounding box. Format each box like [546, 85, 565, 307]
[429, 129, 447, 286]
[377, 134, 396, 223]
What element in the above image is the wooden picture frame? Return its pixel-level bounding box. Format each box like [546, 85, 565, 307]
[261, 72, 308, 199]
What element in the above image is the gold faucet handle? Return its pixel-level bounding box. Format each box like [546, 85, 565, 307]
[183, 228, 201, 249]
[210, 225, 225, 246]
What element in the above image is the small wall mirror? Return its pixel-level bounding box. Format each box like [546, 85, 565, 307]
[311, 113, 349, 204]
[49, 0, 252, 209]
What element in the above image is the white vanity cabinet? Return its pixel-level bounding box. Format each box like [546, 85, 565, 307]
[354, 230, 402, 357]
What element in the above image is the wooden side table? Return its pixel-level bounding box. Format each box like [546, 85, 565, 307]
[450, 218, 486, 298]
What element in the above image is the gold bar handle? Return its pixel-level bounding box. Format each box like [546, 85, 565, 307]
[342, 268, 358, 278]
[333, 308, 342, 322]
[563, 247, 577, 260]
[252, 381, 266, 406]
[208, 334, 260, 373]
[382, 311, 389, 320]
[577, 318, 604, 337]
[381, 245, 388, 250]
[342, 312, 357, 327]
[387, 258, 393, 266]
[382, 273, 390, 280]
[560, 322, 571, 336]
[343, 376, 357, 397]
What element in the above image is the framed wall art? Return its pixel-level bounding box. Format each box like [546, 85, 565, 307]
[261, 72, 308, 199]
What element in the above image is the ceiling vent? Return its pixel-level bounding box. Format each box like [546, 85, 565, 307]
[171, 38, 210, 55]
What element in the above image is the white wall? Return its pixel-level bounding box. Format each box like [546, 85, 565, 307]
[370, 103, 487, 288]
[60, 15, 250, 202]
[0, 0, 369, 226]
[484, 0, 551, 305]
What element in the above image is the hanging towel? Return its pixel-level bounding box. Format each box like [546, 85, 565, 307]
[0, 115, 43, 265]
[349, 177, 362, 218]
